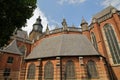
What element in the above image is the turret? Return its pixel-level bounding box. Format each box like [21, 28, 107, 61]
[33, 16, 43, 33]
[80, 17, 90, 39]
[29, 16, 43, 41]
[81, 17, 88, 31]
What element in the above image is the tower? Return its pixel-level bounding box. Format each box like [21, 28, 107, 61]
[80, 17, 90, 39]
[29, 16, 43, 41]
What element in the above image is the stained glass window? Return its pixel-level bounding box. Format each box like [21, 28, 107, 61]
[87, 60, 98, 78]
[104, 24, 120, 64]
[65, 60, 75, 79]
[27, 63, 35, 79]
[44, 61, 54, 80]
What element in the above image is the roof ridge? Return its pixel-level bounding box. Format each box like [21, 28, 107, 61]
[93, 5, 117, 19]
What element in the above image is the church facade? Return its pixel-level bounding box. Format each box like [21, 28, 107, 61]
[0, 5, 120, 80]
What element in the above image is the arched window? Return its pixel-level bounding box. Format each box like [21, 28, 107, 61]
[91, 32, 98, 50]
[64, 60, 75, 79]
[44, 61, 54, 80]
[27, 63, 36, 79]
[104, 24, 120, 64]
[87, 60, 98, 78]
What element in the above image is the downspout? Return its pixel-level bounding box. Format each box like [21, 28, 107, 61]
[103, 57, 116, 80]
[60, 57, 62, 80]
[38, 59, 42, 80]
[18, 55, 23, 80]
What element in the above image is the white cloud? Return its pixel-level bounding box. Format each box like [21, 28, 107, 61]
[58, 0, 86, 5]
[22, 6, 48, 34]
[101, 0, 120, 9]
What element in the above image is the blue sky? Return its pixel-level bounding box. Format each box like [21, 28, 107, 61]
[22, 0, 120, 34]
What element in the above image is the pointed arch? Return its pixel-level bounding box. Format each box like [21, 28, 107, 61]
[103, 24, 120, 64]
[87, 60, 98, 78]
[64, 60, 76, 79]
[44, 61, 54, 80]
[27, 63, 36, 79]
[91, 32, 98, 50]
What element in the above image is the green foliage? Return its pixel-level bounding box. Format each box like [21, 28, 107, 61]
[0, 0, 36, 47]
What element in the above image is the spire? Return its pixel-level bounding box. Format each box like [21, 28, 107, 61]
[62, 18, 67, 31]
[34, 16, 42, 25]
[80, 17, 88, 31]
[81, 17, 88, 26]
[46, 24, 50, 35]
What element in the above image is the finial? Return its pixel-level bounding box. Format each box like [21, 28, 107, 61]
[46, 24, 49, 31]
[46, 24, 50, 35]
[36, 16, 41, 22]
[82, 17, 87, 24]
[62, 18, 67, 26]
[38, 16, 40, 18]
[62, 18, 68, 31]
[81, 17, 88, 26]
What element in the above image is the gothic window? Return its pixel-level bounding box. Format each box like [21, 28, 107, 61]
[27, 63, 36, 79]
[64, 60, 75, 79]
[7, 57, 14, 63]
[104, 24, 120, 64]
[91, 32, 98, 50]
[3, 68, 11, 77]
[87, 60, 98, 78]
[44, 61, 54, 80]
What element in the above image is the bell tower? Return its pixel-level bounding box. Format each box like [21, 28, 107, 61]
[29, 16, 43, 41]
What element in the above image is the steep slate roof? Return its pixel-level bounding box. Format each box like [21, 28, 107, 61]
[26, 34, 100, 59]
[16, 30, 29, 39]
[2, 40, 22, 55]
[93, 5, 116, 19]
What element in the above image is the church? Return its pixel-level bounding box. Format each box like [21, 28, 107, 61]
[0, 5, 120, 80]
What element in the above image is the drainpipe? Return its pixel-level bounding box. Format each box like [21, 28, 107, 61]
[38, 59, 42, 80]
[103, 57, 116, 80]
[60, 57, 62, 80]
